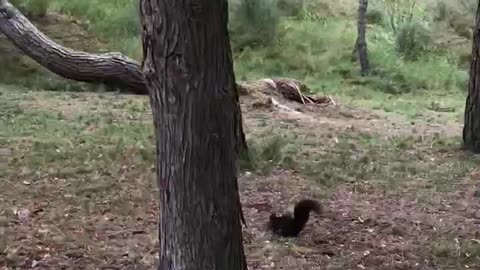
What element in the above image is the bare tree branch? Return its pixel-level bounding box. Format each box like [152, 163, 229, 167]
[0, 0, 148, 95]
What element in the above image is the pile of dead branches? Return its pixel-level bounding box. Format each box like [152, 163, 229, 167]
[237, 77, 334, 106]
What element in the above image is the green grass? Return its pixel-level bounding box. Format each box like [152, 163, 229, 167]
[0, 87, 153, 179]
[3, 0, 472, 119]
[240, 126, 476, 195]
[1, 1, 479, 267]
[49, 0, 142, 59]
[2, 84, 480, 269]
[1, 85, 475, 203]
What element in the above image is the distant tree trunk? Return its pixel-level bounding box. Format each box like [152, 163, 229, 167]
[139, 1, 248, 270]
[463, 0, 480, 152]
[356, 0, 369, 76]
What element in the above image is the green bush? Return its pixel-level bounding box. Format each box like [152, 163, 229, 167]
[29, 0, 49, 16]
[11, 0, 49, 16]
[366, 6, 384, 25]
[10, 0, 27, 9]
[395, 21, 431, 60]
[229, 0, 280, 50]
[366, 37, 462, 95]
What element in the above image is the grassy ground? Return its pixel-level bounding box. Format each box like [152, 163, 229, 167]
[1, 84, 480, 269]
[0, 0, 472, 117]
[1, 0, 480, 269]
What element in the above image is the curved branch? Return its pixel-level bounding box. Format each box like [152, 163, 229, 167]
[0, 0, 148, 95]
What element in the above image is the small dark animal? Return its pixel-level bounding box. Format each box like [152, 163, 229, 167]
[268, 199, 323, 237]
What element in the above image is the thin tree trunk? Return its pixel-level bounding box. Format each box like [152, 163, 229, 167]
[351, 38, 358, 62]
[463, 0, 480, 152]
[357, 0, 369, 76]
[139, 1, 248, 269]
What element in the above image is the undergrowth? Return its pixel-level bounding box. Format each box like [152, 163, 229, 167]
[1, 0, 473, 117]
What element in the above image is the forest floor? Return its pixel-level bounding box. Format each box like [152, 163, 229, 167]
[1, 85, 480, 270]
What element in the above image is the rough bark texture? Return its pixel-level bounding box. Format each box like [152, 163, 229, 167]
[356, 0, 369, 76]
[463, 1, 480, 152]
[0, 0, 147, 94]
[140, 0, 248, 269]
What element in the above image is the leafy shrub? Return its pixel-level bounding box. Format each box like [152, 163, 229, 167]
[11, 0, 49, 17]
[366, 71, 413, 95]
[28, 0, 49, 16]
[366, 6, 384, 25]
[395, 21, 431, 60]
[229, 0, 280, 50]
[10, 0, 26, 9]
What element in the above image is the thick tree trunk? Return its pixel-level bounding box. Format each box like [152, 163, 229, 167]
[139, 1, 248, 270]
[463, 1, 480, 152]
[0, 0, 249, 154]
[356, 0, 369, 76]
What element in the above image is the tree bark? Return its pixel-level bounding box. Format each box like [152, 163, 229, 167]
[356, 0, 369, 76]
[139, 1, 248, 270]
[463, 0, 480, 152]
